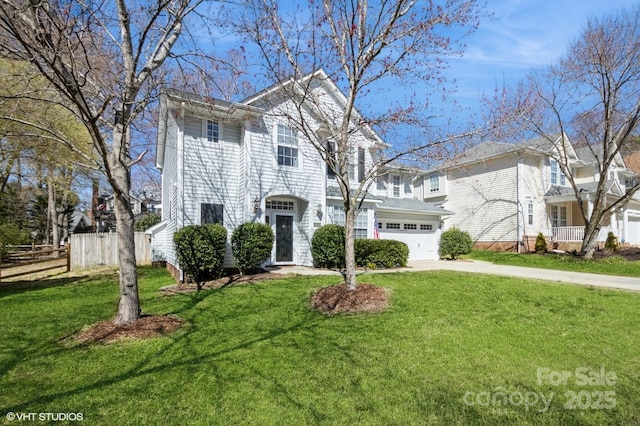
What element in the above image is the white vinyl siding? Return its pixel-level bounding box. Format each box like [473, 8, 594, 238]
[444, 155, 519, 242]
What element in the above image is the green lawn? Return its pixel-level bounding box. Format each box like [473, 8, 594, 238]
[1, 267, 640, 425]
[466, 250, 640, 277]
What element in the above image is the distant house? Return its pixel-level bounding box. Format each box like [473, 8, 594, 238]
[149, 69, 451, 278]
[70, 210, 92, 234]
[417, 135, 640, 250]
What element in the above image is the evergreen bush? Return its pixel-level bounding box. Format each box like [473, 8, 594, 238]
[231, 222, 274, 274]
[355, 239, 409, 268]
[439, 227, 473, 260]
[605, 231, 619, 252]
[134, 212, 161, 231]
[534, 232, 547, 253]
[174, 224, 227, 290]
[311, 224, 345, 268]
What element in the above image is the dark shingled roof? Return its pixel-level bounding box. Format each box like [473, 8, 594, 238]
[375, 196, 452, 216]
[325, 187, 451, 216]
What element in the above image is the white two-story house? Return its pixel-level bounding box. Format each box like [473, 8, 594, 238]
[417, 135, 640, 251]
[149, 70, 451, 278]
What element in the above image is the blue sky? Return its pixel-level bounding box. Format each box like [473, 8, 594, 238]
[449, 0, 636, 110]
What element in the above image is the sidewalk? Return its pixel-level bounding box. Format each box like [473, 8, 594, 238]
[266, 259, 640, 292]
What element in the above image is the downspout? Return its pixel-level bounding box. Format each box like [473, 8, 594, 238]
[516, 157, 522, 253]
[178, 101, 185, 282]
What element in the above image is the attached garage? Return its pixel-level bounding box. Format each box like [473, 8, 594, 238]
[626, 214, 640, 246]
[375, 197, 451, 261]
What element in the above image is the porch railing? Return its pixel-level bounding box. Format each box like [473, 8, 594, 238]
[552, 226, 585, 242]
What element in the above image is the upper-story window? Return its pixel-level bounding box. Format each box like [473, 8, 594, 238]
[392, 175, 401, 197]
[429, 174, 439, 192]
[277, 124, 298, 167]
[332, 206, 368, 239]
[550, 159, 566, 186]
[206, 120, 219, 143]
[527, 199, 534, 226]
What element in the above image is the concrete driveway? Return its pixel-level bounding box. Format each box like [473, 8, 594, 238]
[267, 259, 640, 292]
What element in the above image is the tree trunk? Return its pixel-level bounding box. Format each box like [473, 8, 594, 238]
[580, 222, 600, 259]
[112, 189, 140, 325]
[47, 170, 60, 249]
[344, 205, 357, 290]
[110, 128, 140, 325]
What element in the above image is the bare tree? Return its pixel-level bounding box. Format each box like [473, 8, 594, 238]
[489, 7, 640, 258]
[0, 0, 212, 323]
[234, 0, 485, 289]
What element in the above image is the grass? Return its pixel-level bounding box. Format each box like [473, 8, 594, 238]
[466, 250, 640, 278]
[1, 267, 640, 425]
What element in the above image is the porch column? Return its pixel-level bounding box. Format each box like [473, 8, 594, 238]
[623, 209, 629, 243]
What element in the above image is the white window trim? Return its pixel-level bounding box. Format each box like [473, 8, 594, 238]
[429, 174, 439, 192]
[202, 119, 220, 143]
[275, 123, 301, 169]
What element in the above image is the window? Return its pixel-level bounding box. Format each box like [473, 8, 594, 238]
[265, 200, 294, 210]
[527, 200, 534, 226]
[277, 124, 298, 167]
[420, 224, 433, 231]
[201, 203, 223, 225]
[358, 148, 365, 183]
[429, 174, 439, 192]
[386, 223, 400, 229]
[392, 175, 401, 197]
[332, 207, 368, 239]
[550, 205, 567, 228]
[550, 159, 566, 186]
[404, 223, 417, 230]
[204, 120, 220, 143]
[326, 141, 336, 177]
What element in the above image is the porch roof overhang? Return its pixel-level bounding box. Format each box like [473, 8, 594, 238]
[325, 186, 382, 204]
[375, 195, 453, 217]
[544, 181, 622, 203]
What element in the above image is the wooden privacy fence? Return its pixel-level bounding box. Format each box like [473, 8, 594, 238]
[70, 232, 151, 271]
[0, 245, 70, 282]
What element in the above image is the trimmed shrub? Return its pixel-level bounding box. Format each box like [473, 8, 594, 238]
[355, 239, 409, 269]
[439, 227, 473, 260]
[605, 231, 619, 252]
[311, 224, 345, 268]
[174, 224, 227, 290]
[135, 212, 161, 231]
[231, 222, 274, 274]
[534, 232, 547, 253]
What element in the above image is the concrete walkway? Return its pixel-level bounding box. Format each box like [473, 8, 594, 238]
[266, 259, 640, 292]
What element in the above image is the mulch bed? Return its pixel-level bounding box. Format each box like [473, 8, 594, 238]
[591, 247, 640, 261]
[310, 283, 390, 315]
[74, 315, 183, 344]
[160, 271, 277, 295]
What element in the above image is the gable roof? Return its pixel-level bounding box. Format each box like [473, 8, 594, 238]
[156, 90, 264, 169]
[241, 68, 387, 148]
[429, 134, 574, 173]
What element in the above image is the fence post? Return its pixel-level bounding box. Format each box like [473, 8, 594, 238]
[66, 242, 71, 272]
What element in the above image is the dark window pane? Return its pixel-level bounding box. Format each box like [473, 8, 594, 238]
[201, 203, 223, 225]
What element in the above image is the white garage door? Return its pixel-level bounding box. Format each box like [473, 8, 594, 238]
[378, 221, 440, 261]
[627, 217, 640, 246]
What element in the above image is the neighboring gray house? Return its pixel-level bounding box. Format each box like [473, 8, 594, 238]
[150, 70, 451, 279]
[416, 135, 640, 250]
